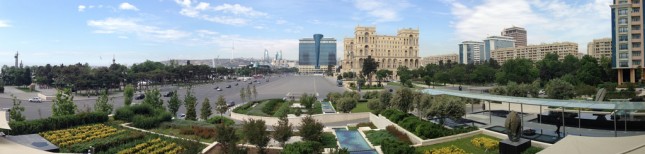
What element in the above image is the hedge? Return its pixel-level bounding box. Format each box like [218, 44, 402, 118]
[261, 99, 281, 115]
[381, 138, 415, 154]
[114, 104, 172, 129]
[7, 112, 109, 135]
[273, 101, 292, 117]
[206, 116, 235, 126]
[381, 109, 477, 139]
[282, 141, 323, 154]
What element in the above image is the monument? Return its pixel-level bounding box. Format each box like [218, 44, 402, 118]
[499, 111, 530, 154]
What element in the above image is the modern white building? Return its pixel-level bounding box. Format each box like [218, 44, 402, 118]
[484, 36, 515, 61]
[459, 41, 484, 64]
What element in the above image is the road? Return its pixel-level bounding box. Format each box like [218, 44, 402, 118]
[0, 75, 346, 120]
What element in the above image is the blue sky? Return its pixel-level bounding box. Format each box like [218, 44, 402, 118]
[0, 0, 611, 66]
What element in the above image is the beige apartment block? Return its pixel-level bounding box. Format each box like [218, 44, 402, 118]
[491, 42, 579, 65]
[611, 0, 644, 84]
[502, 26, 528, 47]
[587, 38, 612, 60]
[422, 54, 459, 66]
[341, 26, 420, 79]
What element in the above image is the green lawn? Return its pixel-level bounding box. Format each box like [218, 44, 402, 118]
[246, 100, 271, 116]
[364, 130, 406, 146]
[148, 120, 217, 143]
[351, 102, 371, 113]
[415, 134, 542, 154]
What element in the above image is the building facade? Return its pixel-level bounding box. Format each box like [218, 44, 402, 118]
[484, 36, 515, 61]
[491, 42, 578, 65]
[611, 0, 644, 84]
[458, 41, 484, 64]
[299, 34, 337, 74]
[587, 38, 612, 60]
[341, 26, 420, 78]
[421, 54, 459, 66]
[502, 26, 527, 47]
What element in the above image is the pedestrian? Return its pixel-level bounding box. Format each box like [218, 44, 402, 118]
[555, 116, 562, 135]
[482, 102, 486, 111]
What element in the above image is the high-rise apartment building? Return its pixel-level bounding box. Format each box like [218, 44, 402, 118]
[421, 54, 459, 66]
[587, 38, 612, 60]
[341, 26, 420, 79]
[484, 36, 515, 60]
[299, 34, 336, 73]
[502, 26, 527, 47]
[491, 42, 578, 65]
[458, 41, 484, 64]
[611, 0, 643, 84]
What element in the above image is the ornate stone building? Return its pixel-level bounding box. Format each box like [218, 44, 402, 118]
[341, 26, 420, 79]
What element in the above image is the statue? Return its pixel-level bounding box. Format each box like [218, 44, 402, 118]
[504, 111, 521, 142]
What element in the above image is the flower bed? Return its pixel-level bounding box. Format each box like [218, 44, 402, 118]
[471, 137, 499, 151]
[39, 124, 122, 147]
[117, 138, 184, 154]
[424, 145, 467, 154]
[380, 109, 477, 139]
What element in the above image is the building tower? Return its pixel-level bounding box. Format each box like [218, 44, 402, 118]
[501, 26, 527, 47]
[112, 55, 116, 64]
[458, 41, 484, 64]
[14, 51, 18, 67]
[279, 50, 283, 60]
[264, 49, 270, 63]
[612, 1, 644, 84]
[298, 34, 337, 74]
[314, 34, 323, 69]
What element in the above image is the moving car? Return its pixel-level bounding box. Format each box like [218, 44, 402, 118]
[28, 97, 42, 103]
[226, 85, 231, 88]
[135, 94, 145, 100]
[216, 88, 222, 91]
[235, 83, 239, 86]
[228, 101, 235, 107]
[163, 91, 174, 97]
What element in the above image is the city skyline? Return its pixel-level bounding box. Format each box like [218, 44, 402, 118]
[0, 0, 612, 66]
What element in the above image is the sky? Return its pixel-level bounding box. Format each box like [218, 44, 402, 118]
[0, 0, 612, 66]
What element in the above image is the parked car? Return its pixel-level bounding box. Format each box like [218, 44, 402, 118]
[214, 86, 219, 89]
[135, 94, 145, 100]
[28, 97, 42, 103]
[539, 89, 545, 95]
[235, 83, 239, 86]
[216, 88, 222, 91]
[163, 91, 174, 97]
[228, 101, 235, 107]
[226, 85, 231, 88]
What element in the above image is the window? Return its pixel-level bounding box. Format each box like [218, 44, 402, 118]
[635, 0, 641, 4]
[620, 35, 629, 41]
[634, 60, 641, 65]
[633, 25, 641, 30]
[633, 16, 640, 22]
[620, 0, 628, 4]
[633, 51, 642, 56]
[634, 34, 642, 39]
[620, 53, 629, 58]
[620, 9, 628, 15]
[620, 61, 629, 67]
[620, 27, 629, 33]
[634, 8, 641, 13]
[620, 43, 629, 50]
[634, 43, 642, 48]
[620, 18, 628, 24]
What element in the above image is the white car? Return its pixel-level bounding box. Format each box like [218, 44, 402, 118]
[28, 97, 42, 103]
[539, 90, 545, 95]
[216, 88, 222, 91]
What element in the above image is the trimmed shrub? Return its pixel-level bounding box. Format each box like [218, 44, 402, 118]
[398, 117, 421, 131]
[273, 101, 291, 117]
[380, 109, 396, 118]
[386, 125, 411, 144]
[115, 104, 172, 129]
[381, 139, 415, 154]
[206, 116, 235, 126]
[8, 112, 108, 135]
[471, 137, 499, 151]
[282, 141, 322, 154]
[261, 99, 280, 115]
[387, 111, 409, 123]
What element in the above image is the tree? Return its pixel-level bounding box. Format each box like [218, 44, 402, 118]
[381, 139, 415, 154]
[434, 72, 450, 85]
[472, 65, 495, 84]
[300, 93, 316, 109]
[496, 58, 537, 84]
[397, 66, 413, 87]
[52, 88, 76, 116]
[246, 85, 252, 101]
[252, 85, 258, 100]
[576, 55, 603, 86]
[427, 96, 465, 125]
[449, 65, 466, 84]
[337, 97, 357, 113]
[414, 93, 432, 117]
[272, 116, 293, 147]
[240, 87, 246, 102]
[367, 99, 383, 114]
[215, 95, 228, 117]
[379, 90, 392, 109]
[537, 53, 563, 82]
[124, 84, 134, 106]
[167, 90, 181, 117]
[299, 115, 324, 142]
[282, 141, 323, 154]
[200, 98, 212, 120]
[390, 87, 413, 112]
[143, 89, 164, 109]
[362, 55, 378, 85]
[214, 123, 239, 153]
[9, 95, 25, 121]
[184, 88, 197, 121]
[94, 90, 113, 114]
[545, 78, 575, 99]
[242, 119, 270, 153]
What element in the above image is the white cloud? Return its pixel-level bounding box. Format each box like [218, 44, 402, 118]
[275, 19, 287, 25]
[0, 20, 10, 28]
[174, 0, 267, 26]
[447, 0, 611, 52]
[87, 18, 190, 41]
[353, 0, 412, 23]
[119, 2, 139, 11]
[78, 5, 87, 12]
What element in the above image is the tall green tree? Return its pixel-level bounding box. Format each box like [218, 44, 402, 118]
[379, 90, 392, 108]
[94, 90, 113, 114]
[167, 90, 181, 117]
[240, 87, 246, 102]
[496, 58, 538, 84]
[214, 123, 239, 153]
[272, 116, 293, 147]
[434, 72, 450, 85]
[123, 84, 134, 106]
[300, 93, 316, 109]
[299, 115, 324, 142]
[52, 88, 76, 116]
[246, 85, 252, 101]
[537, 53, 563, 82]
[143, 89, 164, 109]
[545, 78, 575, 99]
[252, 85, 258, 100]
[184, 88, 197, 121]
[375, 69, 392, 85]
[427, 96, 466, 125]
[472, 65, 495, 84]
[242, 119, 270, 153]
[200, 98, 212, 120]
[390, 87, 413, 112]
[337, 97, 357, 113]
[215, 95, 228, 117]
[576, 55, 603, 86]
[396, 66, 413, 87]
[361, 55, 378, 85]
[9, 95, 25, 121]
